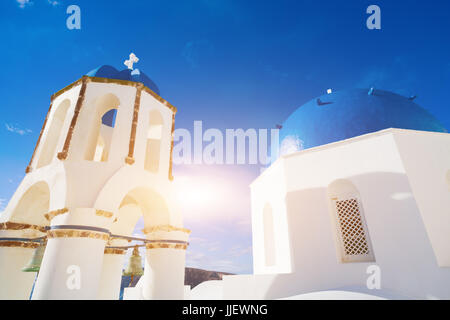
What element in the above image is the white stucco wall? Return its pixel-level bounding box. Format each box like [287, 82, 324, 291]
[392, 130, 450, 267]
[1, 78, 180, 228]
[190, 280, 224, 300]
[0, 77, 185, 300]
[250, 159, 292, 275]
[241, 129, 450, 300]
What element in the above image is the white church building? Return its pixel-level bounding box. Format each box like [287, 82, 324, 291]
[0, 57, 449, 300]
[191, 89, 450, 300]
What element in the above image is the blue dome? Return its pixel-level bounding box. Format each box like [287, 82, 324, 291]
[279, 88, 447, 155]
[85, 65, 160, 96]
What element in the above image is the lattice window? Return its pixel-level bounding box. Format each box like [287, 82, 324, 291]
[336, 199, 369, 255]
[333, 198, 375, 262]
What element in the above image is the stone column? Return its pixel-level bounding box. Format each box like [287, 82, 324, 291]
[141, 225, 190, 300]
[0, 239, 38, 300]
[0, 224, 45, 300]
[97, 239, 127, 300]
[32, 208, 112, 300]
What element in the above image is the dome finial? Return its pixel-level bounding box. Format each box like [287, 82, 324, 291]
[124, 53, 139, 70]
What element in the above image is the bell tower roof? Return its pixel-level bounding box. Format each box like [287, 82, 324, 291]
[85, 64, 161, 96]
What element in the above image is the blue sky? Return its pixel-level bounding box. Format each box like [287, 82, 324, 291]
[0, 0, 449, 274]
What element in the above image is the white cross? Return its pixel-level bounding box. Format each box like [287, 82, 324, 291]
[124, 53, 139, 70]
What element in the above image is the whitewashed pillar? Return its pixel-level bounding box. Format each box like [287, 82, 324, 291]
[0, 225, 45, 300]
[141, 225, 190, 300]
[96, 239, 127, 300]
[32, 208, 113, 300]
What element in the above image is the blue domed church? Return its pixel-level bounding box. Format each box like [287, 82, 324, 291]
[279, 88, 447, 155]
[192, 88, 450, 300]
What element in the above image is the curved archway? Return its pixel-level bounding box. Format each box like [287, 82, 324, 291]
[327, 179, 375, 263]
[98, 186, 171, 299]
[263, 203, 276, 267]
[37, 99, 71, 168]
[9, 181, 50, 226]
[103, 184, 172, 238]
[145, 110, 164, 173]
[93, 165, 179, 223]
[117, 186, 170, 232]
[85, 93, 120, 161]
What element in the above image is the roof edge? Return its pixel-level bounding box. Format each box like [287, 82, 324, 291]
[250, 127, 449, 187]
[283, 127, 448, 160]
[50, 76, 177, 114]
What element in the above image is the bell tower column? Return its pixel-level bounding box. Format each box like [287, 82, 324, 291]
[96, 240, 127, 300]
[141, 226, 190, 300]
[31, 208, 112, 300]
[0, 235, 38, 299]
[0, 223, 45, 300]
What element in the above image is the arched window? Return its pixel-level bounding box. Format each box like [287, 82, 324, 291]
[85, 94, 120, 162]
[92, 109, 117, 162]
[37, 99, 71, 168]
[263, 203, 276, 267]
[144, 110, 163, 172]
[328, 179, 375, 263]
[93, 134, 106, 162]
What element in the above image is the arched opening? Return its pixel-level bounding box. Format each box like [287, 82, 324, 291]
[9, 181, 50, 226]
[37, 99, 71, 168]
[93, 135, 106, 162]
[263, 203, 276, 267]
[93, 110, 117, 162]
[144, 110, 163, 173]
[328, 179, 375, 263]
[85, 94, 120, 162]
[98, 187, 171, 299]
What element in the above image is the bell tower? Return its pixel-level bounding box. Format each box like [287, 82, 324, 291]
[0, 57, 189, 300]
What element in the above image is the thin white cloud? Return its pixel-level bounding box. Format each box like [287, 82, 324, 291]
[16, 0, 59, 8]
[5, 123, 32, 135]
[16, 0, 33, 8]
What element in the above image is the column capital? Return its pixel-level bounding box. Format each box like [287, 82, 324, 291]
[104, 248, 126, 255]
[50, 208, 115, 230]
[44, 208, 69, 222]
[0, 221, 47, 233]
[0, 239, 40, 249]
[47, 226, 110, 241]
[143, 225, 190, 243]
[142, 224, 191, 235]
[145, 242, 188, 250]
